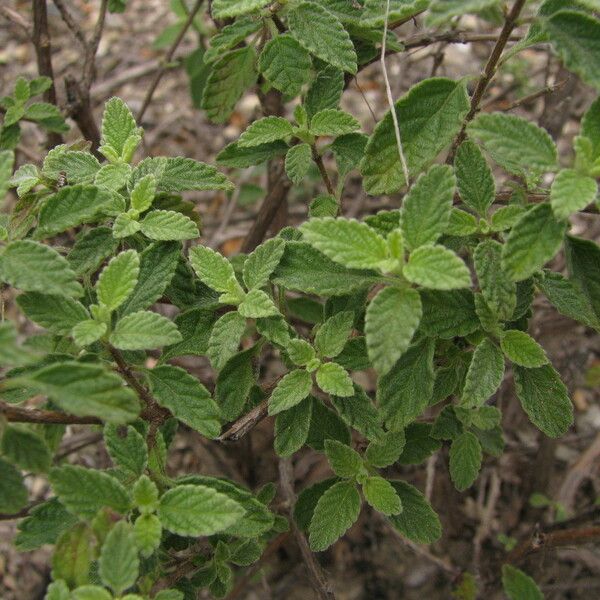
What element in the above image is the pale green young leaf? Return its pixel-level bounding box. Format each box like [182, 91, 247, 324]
[324, 439, 363, 478]
[365, 287, 422, 376]
[112, 210, 144, 239]
[361, 78, 469, 193]
[427, 0, 499, 26]
[94, 162, 131, 191]
[158, 484, 245, 536]
[513, 364, 573, 437]
[148, 365, 221, 438]
[212, 0, 269, 18]
[305, 64, 344, 119]
[467, 113, 557, 181]
[9, 163, 38, 197]
[288, 2, 357, 74]
[400, 164, 455, 250]
[455, 140, 495, 215]
[139, 210, 199, 241]
[43, 148, 100, 184]
[310, 109, 360, 137]
[268, 369, 313, 415]
[362, 476, 402, 516]
[502, 204, 566, 282]
[316, 362, 354, 397]
[70, 586, 112, 600]
[205, 16, 261, 64]
[110, 310, 182, 350]
[1, 426, 51, 473]
[0, 240, 83, 297]
[49, 465, 131, 518]
[99, 521, 139, 595]
[0, 458, 28, 514]
[285, 143, 312, 184]
[300, 217, 388, 270]
[207, 311, 246, 371]
[550, 168, 597, 220]
[238, 288, 279, 318]
[258, 34, 312, 98]
[446, 208, 479, 237]
[133, 475, 159, 513]
[308, 480, 361, 551]
[189, 245, 239, 294]
[502, 565, 544, 600]
[134, 513, 162, 558]
[314, 310, 354, 358]
[238, 116, 294, 148]
[51, 524, 93, 588]
[243, 237, 286, 290]
[104, 424, 147, 478]
[96, 249, 140, 311]
[461, 338, 505, 409]
[274, 397, 313, 457]
[16, 292, 88, 334]
[130, 174, 156, 212]
[404, 245, 471, 290]
[365, 431, 405, 468]
[501, 330, 548, 368]
[0, 149, 14, 199]
[449, 432, 482, 491]
[361, 0, 429, 27]
[490, 205, 526, 232]
[287, 339, 316, 366]
[101, 97, 138, 156]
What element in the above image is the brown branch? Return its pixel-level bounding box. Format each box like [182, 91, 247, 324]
[279, 458, 336, 600]
[218, 398, 269, 442]
[136, 0, 205, 122]
[312, 145, 335, 196]
[82, 0, 108, 90]
[52, 0, 87, 48]
[447, 0, 528, 161]
[0, 400, 101, 425]
[65, 75, 101, 153]
[1, 6, 32, 39]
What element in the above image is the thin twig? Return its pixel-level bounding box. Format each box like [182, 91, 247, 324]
[1, 6, 32, 39]
[502, 80, 567, 112]
[0, 400, 101, 425]
[82, 0, 109, 90]
[312, 146, 335, 196]
[137, 0, 205, 122]
[52, 0, 87, 48]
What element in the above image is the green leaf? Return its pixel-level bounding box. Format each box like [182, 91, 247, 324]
[461, 338, 505, 408]
[513, 364, 573, 437]
[287, 338, 316, 366]
[72, 320, 107, 346]
[550, 168, 597, 220]
[565, 235, 600, 319]
[110, 310, 182, 350]
[420, 289, 479, 338]
[149, 365, 221, 438]
[582, 95, 600, 160]
[96, 249, 140, 311]
[238, 116, 294, 148]
[474, 239, 516, 320]
[15, 498, 77, 551]
[294, 478, 337, 531]
[362, 476, 402, 516]
[139, 210, 199, 241]
[43, 149, 100, 184]
[449, 431, 482, 491]
[285, 142, 312, 183]
[274, 397, 313, 457]
[95, 162, 131, 191]
[243, 237, 286, 290]
[502, 565, 544, 600]
[99, 521, 139, 595]
[387, 480, 442, 543]
[305, 64, 344, 119]
[331, 385, 384, 441]
[310, 109, 360, 137]
[455, 140, 495, 215]
[309, 480, 361, 550]
[361, 78, 469, 193]
[238, 288, 280, 318]
[490, 205, 526, 232]
[212, 0, 269, 18]
[67, 226, 118, 275]
[72, 586, 112, 600]
[331, 133, 368, 179]
[206, 17, 262, 64]
[401, 164, 456, 250]
[215, 346, 257, 420]
[16, 292, 88, 334]
[104, 424, 147, 477]
[365, 431, 405, 467]
[545, 10, 600, 90]
[23, 362, 140, 423]
[0, 149, 14, 199]
[0, 240, 83, 297]
[501, 330, 548, 368]
[404, 245, 471, 290]
[158, 484, 245, 536]
[52, 524, 93, 588]
[427, 0, 499, 26]
[314, 311, 354, 358]
[268, 369, 313, 415]
[101, 97, 138, 156]
[324, 439, 363, 478]
[217, 139, 289, 168]
[189, 245, 239, 294]
[129, 173, 156, 212]
[288, 2, 357, 74]
[467, 113, 557, 181]
[398, 423, 442, 465]
[9, 162, 37, 197]
[49, 465, 131, 518]
[134, 513, 162, 558]
[202, 47, 257, 123]
[365, 286, 422, 377]
[361, 0, 429, 26]
[501, 204, 567, 282]
[301, 217, 389, 270]
[0, 457, 28, 513]
[1, 426, 51, 473]
[316, 362, 354, 397]
[207, 311, 246, 371]
[259, 34, 312, 98]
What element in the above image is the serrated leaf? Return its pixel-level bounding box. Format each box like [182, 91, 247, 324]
[99, 521, 139, 595]
[331, 385, 384, 441]
[401, 164, 456, 250]
[420, 289, 479, 338]
[206, 17, 262, 63]
[43, 149, 100, 184]
[490, 205, 526, 232]
[365, 286, 422, 376]
[72, 319, 107, 346]
[129, 173, 156, 212]
[0, 457, 27, 513]
[404, 245, 471, 290]
[305, 64, 344, 119]
[288, 2, 357, 74]
[217, 139, 289, 168]
[101, 97, 138, 156]
[1, 426, 51, 473]
[455, 139, 495, 215]
[16, 292, 88, 334]
[362, 476, 402, 515]
[189, 245, 239, 294]
[96, 249, 139, 312]
[274, 397, 313, 457]
[71, 586, 112, 600]
[314, 311, 354, 358]
[460, 338, 505, 408]
[449, 431, 482, 491]
[110, 310, 182, 350]
[202, 47, 257, 123]
[565, 235, 600, 319]
[238, 288, 279, 318]
[49, 465, 131, 518]
[134, 513, 162, 558]
[324, 439, 363, 478]
[139, 209, 199, 241]
[427, 0, 499, 26]
[215, 346, 257, 420]
[0, 240, 83, 297]
[148, 365, 221, 438]
[285, 142, 312, 183]
[0, 149, 14, 199]
[238, 116, 294, 148]
[309, 480, 361, 550]
[316, 362, 354, 397]
[550, 168, 597, 220]
[501, 204, 566, 282]
[361, 78, 469, 193]
[259, 34, 312, 98]
[398, 423, 442, 465]
[104, 424, 147, 477]
[51, 523, 93, 588]
[310, 109, 360, 137]
[243, 237, 285, 290]
[94, 162, 131, 191]
[467, 113, 557, 181]
[501, 330, 548, 368]
[301, 217, 389, 270]
[365, 430, 405, 467]
[158, 484, 245, 536]
[15, 498, 77, 551]
[212, 0, 269, 18]
[502, 565, 544, 600]
[582, 95, 600, 159]
[68, 226, 119, 275]
[268, 369, 313, 415]
[513, 364, 573, 437]
[207, 311, 246, 371]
